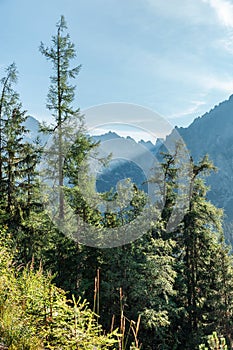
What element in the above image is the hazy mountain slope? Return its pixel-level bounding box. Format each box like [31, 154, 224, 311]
[172, 94, 233, 221]
[24, 100, 233, 223]
[23, 116, 48, 144]
[92, 132, 160, 193]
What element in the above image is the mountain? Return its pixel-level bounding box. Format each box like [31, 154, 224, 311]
[92, 95, 233, 229]
[168, 94, 233, 222]
[92, 132, 161, 193]
[23, 116, 48, 144]
[22, 118, 159, 193]
[92, 131, 162, 154]
[24, 98, 233, 227]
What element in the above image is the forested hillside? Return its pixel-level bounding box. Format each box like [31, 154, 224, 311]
[1, 15, 233, 350]
[173, 95, 233, 235]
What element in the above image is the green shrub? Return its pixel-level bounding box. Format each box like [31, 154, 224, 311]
[199, 332, 228, 350]
[0, 227, 118, 349]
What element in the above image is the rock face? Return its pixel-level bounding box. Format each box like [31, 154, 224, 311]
[172, 94, 233, 221]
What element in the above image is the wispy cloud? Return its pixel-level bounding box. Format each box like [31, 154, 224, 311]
[200, 74, 233, 92]
[203, 0, 233, 56]
[202, 0, 233, 28]
[218, 33, 233, 54]
[145, 0, 233, 28]
[129, 46, 233, 95]
[144, 0, 215, 25]
[168, 100, 206, 119]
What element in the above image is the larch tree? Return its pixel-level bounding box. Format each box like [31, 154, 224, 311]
[39, 16, 101, 296]
[39, 15, 82, 220]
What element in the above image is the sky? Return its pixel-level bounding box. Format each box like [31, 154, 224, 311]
[1, 0, 233, 140]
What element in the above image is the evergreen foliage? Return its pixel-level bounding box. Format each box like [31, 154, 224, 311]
[0, 227, 118, 349]
[39, 15, 82, 221]
[1, 15, 233, 350]
[199, 332, 228, 350]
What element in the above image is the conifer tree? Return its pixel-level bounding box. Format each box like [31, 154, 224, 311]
[0, 64, 43, 267]
[38, 16, 102, 294]
[39, 15, 82, 221]
[0, 65, 40, 226]
[167, 155, 233, 349]
[0, 63, 18, 202]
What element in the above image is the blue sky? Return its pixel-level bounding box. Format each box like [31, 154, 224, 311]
[1, 0, 233, 136]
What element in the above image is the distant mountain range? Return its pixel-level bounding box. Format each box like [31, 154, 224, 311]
[24, 95, 233, 227]
[92, 132, 163, 193]
[23, 117, 163, 194]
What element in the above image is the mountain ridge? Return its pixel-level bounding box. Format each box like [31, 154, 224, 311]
[171, 94, 233, 222]
[23, 94, 233, 225]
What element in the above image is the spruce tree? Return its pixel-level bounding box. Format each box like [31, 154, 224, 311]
[0, 65, 40, 226]
[0, 63, 18, 204]
[0, 64, 44, 266]
[148, 150, 233, 349]
[168, 155, 233, 349]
